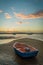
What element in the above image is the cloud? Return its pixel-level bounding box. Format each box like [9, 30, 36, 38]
[16, 21, 22, 24]
[14, 11, 43, 19]
[16, 21, 29, 25]
[5, 13, 12, 19]
[0, 10, 3, 13]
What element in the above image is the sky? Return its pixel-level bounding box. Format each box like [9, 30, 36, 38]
[0, 0, 43, 33]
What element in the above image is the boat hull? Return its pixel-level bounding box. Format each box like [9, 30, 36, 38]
[13, 48, 38, 58]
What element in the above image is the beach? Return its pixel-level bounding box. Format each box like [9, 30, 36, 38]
[0, 37, 43, 65]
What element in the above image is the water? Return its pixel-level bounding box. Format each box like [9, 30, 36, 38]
[15, 34, 43, 41]
[27, 34, 43, 41]
[0, 34, 14, 37]
[0, 34, 43, 44]
[0, 34, 15, 44]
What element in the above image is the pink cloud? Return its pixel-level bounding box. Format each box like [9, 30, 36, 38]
[5, 13, 12, 19]
[16, 21, 30, 25]
[16, 21, 22, 24]
[14, 11, 43, 19]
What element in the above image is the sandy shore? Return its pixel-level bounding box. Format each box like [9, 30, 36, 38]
[0, 38, 43, 65]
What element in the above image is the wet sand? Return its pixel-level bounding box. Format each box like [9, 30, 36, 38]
[0, 38, 43, 65]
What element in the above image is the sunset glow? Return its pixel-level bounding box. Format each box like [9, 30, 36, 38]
[0, 0, 43, 33]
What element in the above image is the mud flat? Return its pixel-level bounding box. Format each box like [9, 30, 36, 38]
[0, 38, 43, 65]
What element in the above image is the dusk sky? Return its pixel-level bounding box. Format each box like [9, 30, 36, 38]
[0, 0, 43, 33]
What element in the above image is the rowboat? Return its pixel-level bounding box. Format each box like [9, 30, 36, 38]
[13, 42, 39, 58]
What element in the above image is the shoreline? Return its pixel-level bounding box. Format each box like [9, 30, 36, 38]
[0, 36, 43, 44]
[0, 38, 43, 65]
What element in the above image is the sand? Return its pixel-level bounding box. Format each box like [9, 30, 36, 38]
[0, 38, 43, 65]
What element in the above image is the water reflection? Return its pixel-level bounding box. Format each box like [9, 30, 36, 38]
[0, 34, 43, 44]
[0, 39, 15, 44]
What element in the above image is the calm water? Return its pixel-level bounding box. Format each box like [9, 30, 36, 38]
[27, 34, 43, 41]
[0, 34, 43, 44]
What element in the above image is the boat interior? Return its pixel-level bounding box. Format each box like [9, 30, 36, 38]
[13, 42, 37, 52]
